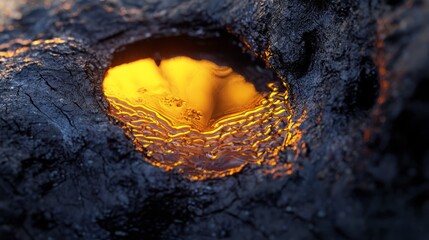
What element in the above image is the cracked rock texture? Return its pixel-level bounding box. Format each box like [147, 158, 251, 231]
[1, 0, 428, 239]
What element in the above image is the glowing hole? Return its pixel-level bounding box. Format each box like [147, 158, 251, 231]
[104, 57, 263, 131]
[103, 48, 293, 180]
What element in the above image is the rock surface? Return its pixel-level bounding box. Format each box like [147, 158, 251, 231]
[0, 0, 428, 239]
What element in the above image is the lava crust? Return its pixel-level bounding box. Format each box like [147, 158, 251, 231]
[0, 0, 428, 239]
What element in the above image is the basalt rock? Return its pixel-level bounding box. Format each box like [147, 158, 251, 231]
[0, 0, 428, 239]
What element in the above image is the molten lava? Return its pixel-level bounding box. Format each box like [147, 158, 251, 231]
[104, 57, 263, 131]
[103, 56, 293, 180]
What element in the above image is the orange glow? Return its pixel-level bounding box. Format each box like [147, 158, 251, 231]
[103, 56, 299, 180]
[0, 47, 29, 58]
[262, 110, 307, 178]
[31, 38, 66, 46]
[104, 57, 262, 131]
[0, 37, 72, 79]
[0, 38, 69, 59]
[364, 19, 389, 143]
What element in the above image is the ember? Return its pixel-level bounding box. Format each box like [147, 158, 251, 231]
[103, 56, 293, 180]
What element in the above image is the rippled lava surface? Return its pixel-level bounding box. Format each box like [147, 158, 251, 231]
[103, 57, 294, 180]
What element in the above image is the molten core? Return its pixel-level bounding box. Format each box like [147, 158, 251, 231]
[103, 57, 262, 131]
[103, 56, 292, 180]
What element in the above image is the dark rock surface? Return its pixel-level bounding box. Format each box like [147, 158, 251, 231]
[0, 0, 428, 239]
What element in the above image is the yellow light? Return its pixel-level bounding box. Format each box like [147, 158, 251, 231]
[103, 56, 295, 180]
[103, 57, 262, 131]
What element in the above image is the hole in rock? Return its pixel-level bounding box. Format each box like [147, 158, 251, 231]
[103, 35, 295, 180]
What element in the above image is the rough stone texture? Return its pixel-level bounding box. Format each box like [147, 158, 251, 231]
[0, 0, 428, 239]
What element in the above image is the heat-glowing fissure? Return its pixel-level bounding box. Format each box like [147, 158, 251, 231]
[103, 56, 293, 180]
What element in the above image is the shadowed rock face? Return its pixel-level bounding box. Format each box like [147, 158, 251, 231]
[0, 0, 428, 239]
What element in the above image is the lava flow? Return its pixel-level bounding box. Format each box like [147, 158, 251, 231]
[103, 56, 293, 180]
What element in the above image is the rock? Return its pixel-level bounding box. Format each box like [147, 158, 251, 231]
[0, 0, 428, 239]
